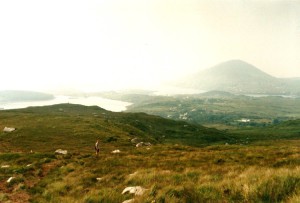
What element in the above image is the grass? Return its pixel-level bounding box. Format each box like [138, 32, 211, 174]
[0, 141, 299, 202]
[0, 104, 299, 202]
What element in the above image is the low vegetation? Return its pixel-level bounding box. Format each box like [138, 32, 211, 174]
[0, 104, 299, 202]
[0, 141, 299, 202]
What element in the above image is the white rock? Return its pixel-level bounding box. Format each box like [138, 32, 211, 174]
[111, 149, 121, 154]
[7, 177, 15, 183]
[136, 142, 144, 147]
[136, 142, 151, 147]
[96, 177, 103, 181]
[3, 127, 16, 132]
[122, 186, 147, 196]
[1, 165, 10, 168]
[26, 164, 32, 167]
[122, 199, 134, 203]
[55, 149, 68, 155]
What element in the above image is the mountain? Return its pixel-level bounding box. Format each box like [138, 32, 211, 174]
[176, 60, 299, 95]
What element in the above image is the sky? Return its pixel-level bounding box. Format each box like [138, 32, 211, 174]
[0, 0, 299, 92]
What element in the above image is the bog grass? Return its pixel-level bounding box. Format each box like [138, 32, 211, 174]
[0, 104, 299, 202]
[0, 141, 299, 202]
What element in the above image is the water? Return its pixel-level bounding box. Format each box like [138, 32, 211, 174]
[244, 94, 300, 98]
[0, 95, 132, 112]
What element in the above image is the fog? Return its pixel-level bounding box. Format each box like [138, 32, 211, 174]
[1, 0, 299, 92]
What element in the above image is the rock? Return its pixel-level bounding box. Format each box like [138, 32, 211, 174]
[3, 127, 16, 132]
[96, 177, 103, 181]
[122, 186, 147, 196]
[122, 199, 134, 203]
[55, 149, 68, 155]
[7, 177, 15, 183]
[131, 138, 141, 144]
[111, 149, 121, 154]
[136, 142, 151, 147]
[26, 164, 32, 167]
[1, 165, 10, 168]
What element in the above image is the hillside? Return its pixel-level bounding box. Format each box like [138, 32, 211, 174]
[176, 60, 299, 95]
[0, 104, 299, 202]
[0, 103, 228, 153]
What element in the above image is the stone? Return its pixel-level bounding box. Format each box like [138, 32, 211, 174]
[55, 149, 68, 155]
[111, 149, 121, 154]
[131, 138, 141, 144]
[136, 142, 151, 147]
[122, 186, 147, 196]
[3, 127, 16, 132]
[136, 142, 143, 147]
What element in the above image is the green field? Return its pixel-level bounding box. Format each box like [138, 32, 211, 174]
[0, 104, 299, 202]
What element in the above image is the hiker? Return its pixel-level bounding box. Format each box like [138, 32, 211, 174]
[95, 140, 100, 155]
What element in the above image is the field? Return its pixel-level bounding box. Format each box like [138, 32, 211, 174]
[0, 104, 299, 202]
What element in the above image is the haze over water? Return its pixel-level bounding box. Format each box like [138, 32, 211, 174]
[0, 96, 132, 112]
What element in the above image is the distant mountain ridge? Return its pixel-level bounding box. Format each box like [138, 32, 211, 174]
[176, 60, 300, 95]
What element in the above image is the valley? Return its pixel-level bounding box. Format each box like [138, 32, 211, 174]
[97, 91, 300, 130]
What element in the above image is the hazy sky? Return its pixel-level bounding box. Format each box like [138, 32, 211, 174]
[1, 0, 299, 92]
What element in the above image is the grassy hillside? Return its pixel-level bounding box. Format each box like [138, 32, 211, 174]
[0, 104, 299, 202]
[0, 103, 228, 153]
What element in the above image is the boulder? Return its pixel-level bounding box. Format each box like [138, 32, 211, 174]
[111, 149, 121, 154]
[3, 127, 16, 132]
[55, 149, 68, 155]
[136, 142, 151, 147]
[122, 186, 147, 196]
